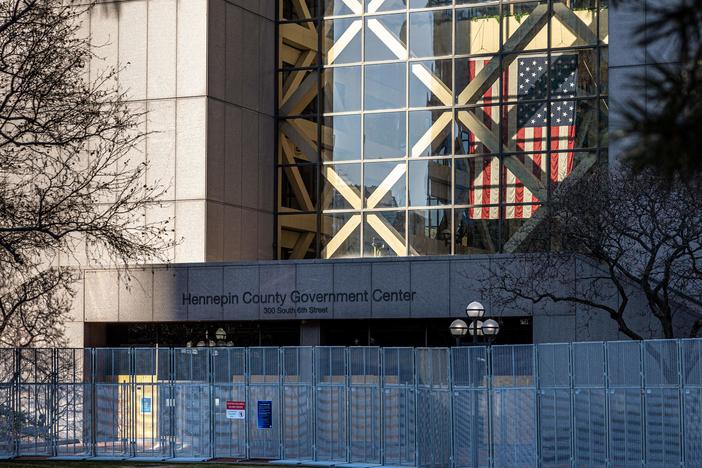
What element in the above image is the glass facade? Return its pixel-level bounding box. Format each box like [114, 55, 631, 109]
[277, 0, 608, 259]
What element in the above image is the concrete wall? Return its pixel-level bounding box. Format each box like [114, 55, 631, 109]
[80, 0, 275, 264]
[70, 254, 689, 346]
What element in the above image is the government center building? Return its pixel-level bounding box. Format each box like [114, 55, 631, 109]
[67, 0, 652, 348]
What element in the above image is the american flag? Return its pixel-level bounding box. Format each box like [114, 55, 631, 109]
[458, 54, 578, 220]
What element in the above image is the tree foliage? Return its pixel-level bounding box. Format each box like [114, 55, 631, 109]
[0, 0, 172, 346]
[485, 165, 702, 340]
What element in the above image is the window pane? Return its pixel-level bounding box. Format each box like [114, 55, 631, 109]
[410, 0, 450, 9]
[322, 212, 361, 259]
[282, 0, 318, 21]
[502, 2, 548, 52]
[321, 163, 361, 210]
[409, 10, 452, 58]
[409, 110, 453, 157]
[550, 1, 600, 48]
[365, 62, 406, 110]
[279, 165, 318, 211]
[366, 0, 406, 12]
[279, 70, 319, 116]
[324, 66, 362, 113]
[323, 0, 359, 16]
[365, 14, 407, 62]
[364, 211, 406, 257]
[364, 161, 406, 208]
[364, 112, 406, 158]
[280, 214, 319, 259]
[454, 210, 499, 254]
[324, 18, 362, 64]
[408, 159, 451, 207]
[408, 209, 452, 256]
[502, 155, 546, 206]
[280, 117, 319, 164]
[455, 57, 500, 105]
[323, 115, 361, 162]
[455, 107, 500, 155]
[455, 6, 500, 55]
[454, 156, 500, 207]
[409, 59, 452, 108]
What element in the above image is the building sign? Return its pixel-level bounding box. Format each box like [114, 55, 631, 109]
[181, 289, 417, 315]
[140, 397, 152, 414]
[226, 401, 245, 419]
[257, 400, 272, 429]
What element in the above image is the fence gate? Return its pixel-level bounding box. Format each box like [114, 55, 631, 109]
[211, 348, 246, 459]
[94, 348, 131, 457]
[572, 342, 607, 467]
[173, 348, 211, 459]
[349, 347, 380, 464]
[315, 346, 347, 462]
[491, 344, 537, 468]
[607, 340, 644, 466]
[248, 347, 280, 459]
[282, 347, 313, 461]
[381, 347, 415, 466]
[452, 346, 489, 468]
[416, 348, 451, 468]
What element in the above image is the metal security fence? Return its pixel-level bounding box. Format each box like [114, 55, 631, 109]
[3, 340, 702, 466]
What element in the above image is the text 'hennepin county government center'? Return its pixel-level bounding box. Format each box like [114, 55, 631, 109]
[61, 0, 676, 349]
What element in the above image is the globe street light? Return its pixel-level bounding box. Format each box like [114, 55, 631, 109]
[466, 301, 485, 319]
[451, 301, 500, 346]
[450, 319, 468, 346]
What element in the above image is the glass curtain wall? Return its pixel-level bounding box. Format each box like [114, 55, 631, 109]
[277, 0, 608, 259]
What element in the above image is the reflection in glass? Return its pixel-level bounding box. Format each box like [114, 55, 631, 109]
[409, 10, 452, 58]
[324, 66, 361, 113]
[365, 62, 406, 110]
[322, 212, 361, 258]
[408, 159, 451, 206]
[280, 214, 319, 259]
[323, 0, 357, 17]
[364, 211, 406, 257]
[279, 117, 320, 163]
[454, 157, 500, 207]
[365, 14, 407, 62]
[410, 0, 451, 8]
[324, 18, 362, 64]
[364, 112, 406, 158]
[322, 163, 361, 210]
[279, 165, 318, 211]
[409, 59, 452, 108]
[455, 6, 500, 55]
[409, 209, 451, 256]
[455, 58, 500, 105]
[454, 211, 498, 254]
[364, 162, 406, 208]
[323, 115, 361, 161]
[502, 2, 546, 51]
[366, 0, 406, 12]
[409, 110, 453, 158]
[550, 1, 601, 48]
[282, 0, 317, 21]
[454, 107, 500, 155]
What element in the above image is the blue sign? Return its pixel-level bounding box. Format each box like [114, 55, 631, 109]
[257, 400, 272, 429]
[140, 397, 152, 414]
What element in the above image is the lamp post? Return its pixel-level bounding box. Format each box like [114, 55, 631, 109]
[451, 301, 500, 346]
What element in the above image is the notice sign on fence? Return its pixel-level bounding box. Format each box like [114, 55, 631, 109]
[226, 401, 245, 419]
[257, 400, 272, 429]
